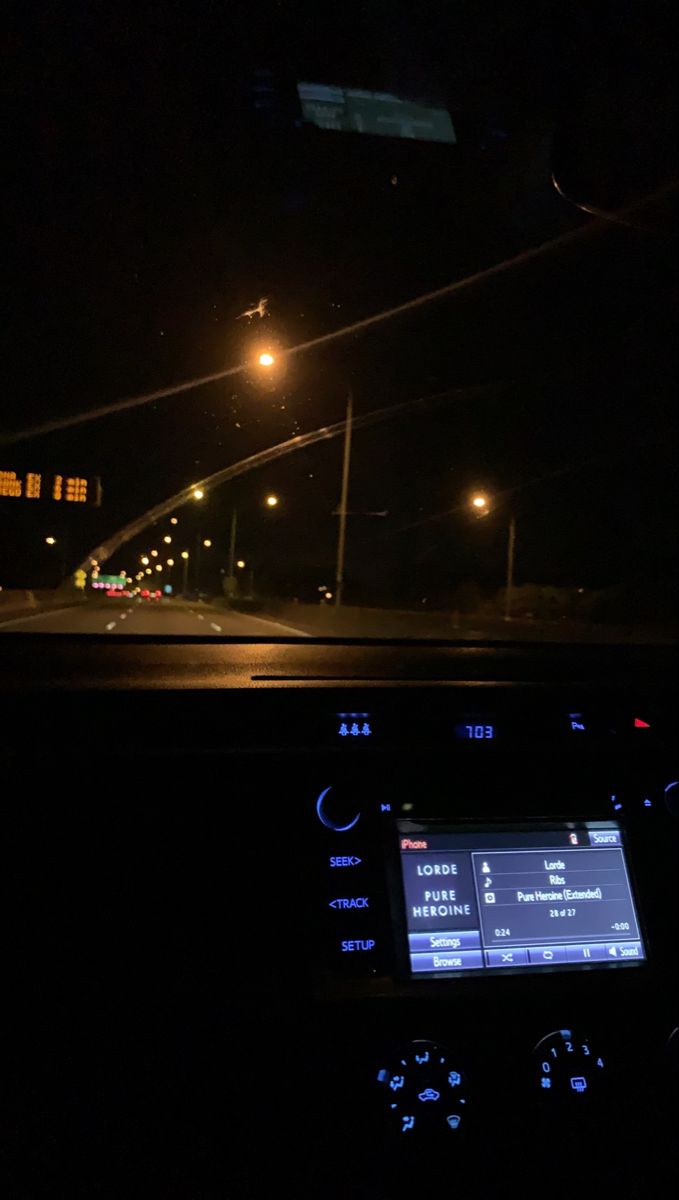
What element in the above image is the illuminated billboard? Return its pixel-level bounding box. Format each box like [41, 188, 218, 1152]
[297, 82, 456, 144]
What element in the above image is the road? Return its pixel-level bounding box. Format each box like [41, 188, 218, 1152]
[1, 596, 673, 644]
[0, 597, 310, 637]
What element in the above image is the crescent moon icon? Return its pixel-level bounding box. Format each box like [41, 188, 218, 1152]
[316, 786, 360, 832]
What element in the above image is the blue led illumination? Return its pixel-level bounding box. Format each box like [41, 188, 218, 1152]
[316, 786, 360, 832]
[376, 1040, 469, 1137]
[455, 723, 495, 740]
[337, 713, 372, 737]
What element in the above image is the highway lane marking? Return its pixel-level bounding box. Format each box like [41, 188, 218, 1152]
[0, 605, 91, 630]
[105, 621, 117, 631]
[119, 613, 127, 620]
[197, 614, 205, 620]
[231, 612, 311, 638]
[210, 622, 222, 632]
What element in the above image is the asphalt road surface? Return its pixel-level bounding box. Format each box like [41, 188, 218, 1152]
[0, 598, 310, 637]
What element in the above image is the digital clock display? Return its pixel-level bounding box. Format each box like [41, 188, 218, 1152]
[454, 722, 495, 740]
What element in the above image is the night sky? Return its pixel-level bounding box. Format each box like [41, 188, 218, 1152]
[3, 1, 677, 612]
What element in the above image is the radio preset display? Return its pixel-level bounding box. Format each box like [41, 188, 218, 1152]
[397, 821, 645, 976]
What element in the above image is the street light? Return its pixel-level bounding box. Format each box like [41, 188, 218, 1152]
[145, 568, 152, 575]
[155, 564, 162, 572]
[192, 487, 204, 501]
[141, 555, 149, 565]
[180, 550, 190, 595]
[236, 559, 246, 570]
[163, 535, 172, 544]
[170, 517, 178, 525]
[252, 342, 352, 606]
[45, 536, 56, 545]
[151, 549, 158, 558]
[203, 538, 212, 548]
[265, 494, 279, 508]
[181, 550, 189, 559]
[468, 490, 516, 621]
[167, 558, 175, 567]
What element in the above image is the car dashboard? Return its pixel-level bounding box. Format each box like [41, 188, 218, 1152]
[2, 637, 677, 1198]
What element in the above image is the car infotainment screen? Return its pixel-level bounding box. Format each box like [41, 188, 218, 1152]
[397, 821, 645, 977]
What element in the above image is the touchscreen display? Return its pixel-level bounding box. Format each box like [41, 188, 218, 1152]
[397, 822, 645, 976]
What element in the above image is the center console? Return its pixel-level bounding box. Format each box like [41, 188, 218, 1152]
[302, 694, 676, 1191]
[2, 662, 676, 1196]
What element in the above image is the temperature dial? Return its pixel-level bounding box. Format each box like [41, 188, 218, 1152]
[376, 1040, 469, 1136]
[534, 1029, 606, 1100]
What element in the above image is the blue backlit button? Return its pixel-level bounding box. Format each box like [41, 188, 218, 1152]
[565, 943, 610, 963]
[329, 896, 371, 910]
[606, 941, 644, 960]
[328, 855, 363, 868]
[340, 937, 376, 953]
[528, 946, 568, 965]
[588, 829, 622, 846]
[485, 947, 529, 968]
[410, 950, 483, 973]
[408, 930, 481, 954]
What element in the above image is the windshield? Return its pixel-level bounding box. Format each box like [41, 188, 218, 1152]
[3, 2, 676, 642]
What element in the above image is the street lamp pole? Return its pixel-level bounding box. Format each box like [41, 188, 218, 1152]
[227, 508, 238, 579]
[194, 531, 202, 592]
[335, 388, 353, 608]
[504, 515, 516, 621]
[182, 554, 190, 595]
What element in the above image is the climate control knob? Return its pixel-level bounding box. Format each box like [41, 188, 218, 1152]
[533, 1028, 606, 1101]
[376, 1040, 469, 1136]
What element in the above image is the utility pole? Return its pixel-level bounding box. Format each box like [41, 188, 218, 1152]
[227, 508, 237, 579]
[194, 531, 202, 592]
[335, 388, 353, 607]
[504, 515, 516, 621]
